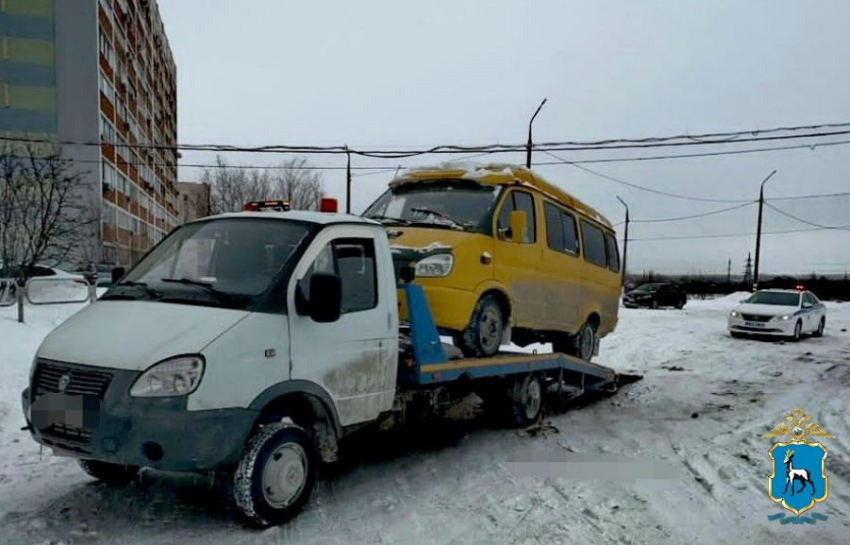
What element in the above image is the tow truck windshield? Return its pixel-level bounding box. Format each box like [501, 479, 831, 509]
[102, 218, 310, 309]
[363, 180, 499, 232]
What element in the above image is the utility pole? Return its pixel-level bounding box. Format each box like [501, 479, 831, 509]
[525, 98, 547, 168]
[345, 146, 352, 214]
[753, 169, 777, 291]
[616, 196, 629, 287]
[726, 258, 732, 284]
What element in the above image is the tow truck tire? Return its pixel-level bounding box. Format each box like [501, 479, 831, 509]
[232, 423, 317, 529]
[456, 295, 505, 358]
[77, 459, 140, 484]
[508, 374, 544, 428]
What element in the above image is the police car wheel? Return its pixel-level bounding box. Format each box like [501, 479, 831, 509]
[814, 317, 825, 337]
[232, 423, 317, 529]
[77, 459, 139, 485]
[790, 320, 802, 342]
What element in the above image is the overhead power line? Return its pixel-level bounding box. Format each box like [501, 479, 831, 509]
[535, 138, 850, 165]
[630, 201, 757, 223]
[3, 122, 850, 158]
[764, 203, 850, 230]
[542, 150, 752, 203]
[629, 226, 839, 242]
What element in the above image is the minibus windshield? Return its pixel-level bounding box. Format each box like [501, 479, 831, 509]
[104, 218, 310, 309]
[364, 180, 499, 232]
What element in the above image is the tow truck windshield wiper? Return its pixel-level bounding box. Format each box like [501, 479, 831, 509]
[159, 278, 241, 304]
[102, 280, 161, 300]
[409, 207, 465, 230]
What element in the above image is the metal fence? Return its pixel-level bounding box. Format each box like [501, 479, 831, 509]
[0, 277, 95, 323]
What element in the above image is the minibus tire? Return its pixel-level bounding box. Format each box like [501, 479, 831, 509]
[77, 459, 140, 484]
[232, 423, 317, 528]
[457, 295, 504, 358]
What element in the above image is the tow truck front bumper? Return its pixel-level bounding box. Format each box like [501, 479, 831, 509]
[21, 361, 256, 472]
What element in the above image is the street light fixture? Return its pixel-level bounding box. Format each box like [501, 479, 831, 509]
[752, 169, 777, 291]
[526, 98, 547, 168]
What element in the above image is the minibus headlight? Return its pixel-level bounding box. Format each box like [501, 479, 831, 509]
[130, 355, 205, 397]
[415, 254, 453, 277]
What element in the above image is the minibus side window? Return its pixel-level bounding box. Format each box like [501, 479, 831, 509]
[604, 232, 620, 273]
[497, 190, 536, 243]
[580, 220, 607, 268]
[544, 202, 579, 256]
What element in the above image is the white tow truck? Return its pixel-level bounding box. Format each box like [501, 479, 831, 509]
[21, 199, 635, 528]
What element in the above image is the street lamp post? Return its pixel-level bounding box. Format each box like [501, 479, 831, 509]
[616, 196, 629, 287]
[752, 169, 777, 291]
[525, 98, 547, 168]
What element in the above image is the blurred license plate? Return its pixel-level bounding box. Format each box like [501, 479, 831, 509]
[30, 392, 100, 429]
[744, 321, 765, 328]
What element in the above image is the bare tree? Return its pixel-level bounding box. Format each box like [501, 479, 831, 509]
[0, 142, 98, 285]
[271, 157, 325, 211]
[203, 155, 326, 214]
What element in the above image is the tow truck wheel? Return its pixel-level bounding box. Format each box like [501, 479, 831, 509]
[232, 423, 317, 528]
[508, 374, 544, 427]
[457, 295, 505, 358]
[77, 459, 140, 485]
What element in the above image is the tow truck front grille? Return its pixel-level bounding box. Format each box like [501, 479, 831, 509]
[741, 314, 773, 323]
[33, 361, 113, 399]
[44, 423, 93, 445]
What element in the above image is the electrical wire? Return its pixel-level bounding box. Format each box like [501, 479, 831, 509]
[629, 201, 757, 223]
[764, 203, 850, 230]
[533, 138, 850, 165]
[542, 150, 752, 203]
[766, 191, 850, 201]
[628, 226, 832, 242]
[3, 122, 850, 157]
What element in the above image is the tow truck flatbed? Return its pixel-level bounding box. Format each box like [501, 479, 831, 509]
[397, 282, 620, 394]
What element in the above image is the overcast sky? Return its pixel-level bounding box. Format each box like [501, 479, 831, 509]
[157, 0, 850, 276]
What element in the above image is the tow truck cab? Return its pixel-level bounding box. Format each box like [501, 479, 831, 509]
[22, 200, 397, 471]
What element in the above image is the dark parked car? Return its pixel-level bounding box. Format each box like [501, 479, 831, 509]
[623, 283, 687, 309]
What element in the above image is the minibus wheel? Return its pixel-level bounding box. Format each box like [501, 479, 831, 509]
[456, 294, 504, 358]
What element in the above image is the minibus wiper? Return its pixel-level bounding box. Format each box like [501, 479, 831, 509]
[409, 207, 464, 230]
[367, 215, 411, 226]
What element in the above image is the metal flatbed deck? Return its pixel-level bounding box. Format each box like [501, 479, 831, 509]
[397, 283, 619, 393]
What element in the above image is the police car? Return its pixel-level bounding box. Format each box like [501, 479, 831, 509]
[728, 288, 826, 341]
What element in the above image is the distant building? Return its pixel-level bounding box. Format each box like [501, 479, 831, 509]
[177, 181, 211, 223]
[0, 0, 178, 267]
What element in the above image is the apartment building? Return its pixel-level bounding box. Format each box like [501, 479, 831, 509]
[0, 0, 179, 268]
[177, 181, 211, 223]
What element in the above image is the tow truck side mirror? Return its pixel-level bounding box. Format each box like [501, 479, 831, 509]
[111, 266, 125, 285]
[508, 210, 527, 244]
[309, 272, 342, 323]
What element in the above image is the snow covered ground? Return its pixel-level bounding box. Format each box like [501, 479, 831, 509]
[1, 295, 849, 544]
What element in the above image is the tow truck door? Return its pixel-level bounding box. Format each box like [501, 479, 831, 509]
[287, 225, 397, 427]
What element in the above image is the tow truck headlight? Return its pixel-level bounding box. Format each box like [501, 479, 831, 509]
[415, 254, 453, 277]
[130, 355, 205, 397]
